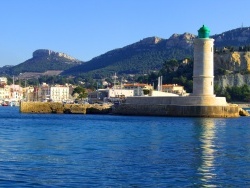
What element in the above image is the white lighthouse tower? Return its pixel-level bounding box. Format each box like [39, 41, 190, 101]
[193, 25, 215, 96]
[116, 25, 239, 117]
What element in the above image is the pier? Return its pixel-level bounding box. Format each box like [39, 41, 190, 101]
[20, 102, 112, 114]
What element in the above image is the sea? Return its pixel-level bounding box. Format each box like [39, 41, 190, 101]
[0, 107, 249, 187]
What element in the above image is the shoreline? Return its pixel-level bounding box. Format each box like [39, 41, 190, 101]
[19, 101, 249, 117]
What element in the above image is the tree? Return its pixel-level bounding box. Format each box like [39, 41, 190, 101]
[72, 86, 88, 100]
[163, 59, 179, 73]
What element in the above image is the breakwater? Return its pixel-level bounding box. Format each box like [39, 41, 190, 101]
[20, 102, 112, 114]
[20, 101, 248, 117]
[113, 104, 241, 118]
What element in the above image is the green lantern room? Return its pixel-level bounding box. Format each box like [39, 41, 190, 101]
[198, 25, 210, 38]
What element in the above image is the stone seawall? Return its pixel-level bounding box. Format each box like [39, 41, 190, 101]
[125, 96, 228, 106]
[20, 102, 112, 114]
[113, 104, 240, 118]
[20, 102, 246, 117]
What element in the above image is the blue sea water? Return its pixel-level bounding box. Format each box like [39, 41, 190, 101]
[0, 107, 249, 187]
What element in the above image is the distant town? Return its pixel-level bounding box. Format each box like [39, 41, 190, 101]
[0, 76, 186, 106]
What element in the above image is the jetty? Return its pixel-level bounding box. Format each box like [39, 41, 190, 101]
[20, 102, 112, 114]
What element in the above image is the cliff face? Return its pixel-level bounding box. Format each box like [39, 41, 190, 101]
[214, 51, 250, 87]
[8, 49, 83, 75]
[165, 33, 195, 49]
[33, 49, 80, 62]
[215, 73, 250, 88]
[214, 51, 250, 72]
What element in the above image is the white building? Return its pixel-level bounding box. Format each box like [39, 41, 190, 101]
[50, 85, 70, 102]
[0, 77, 24, 103]
[193, 25, 214, 96]
[123, 83, 153, 96]
[39, 83, 70, 102]
[88, 88, 134, 103]
[0, 77, 7, 85]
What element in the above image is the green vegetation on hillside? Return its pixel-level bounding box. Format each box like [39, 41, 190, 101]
[72, 86, 88, 100]
[215, 84, 250, 102]
[10, 56, 81, 75]
[136, 58, 193, 92]
[63, 38, 193, 78]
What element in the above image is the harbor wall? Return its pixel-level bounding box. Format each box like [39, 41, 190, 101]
[20, 102, 112, 114]
[111, 96, 241, 117]
[113, 104, 240, 118]
[19, 101, 244, 117]
[125, 96, 228, 106]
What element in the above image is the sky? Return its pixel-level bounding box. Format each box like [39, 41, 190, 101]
[0, 0, 250, 67]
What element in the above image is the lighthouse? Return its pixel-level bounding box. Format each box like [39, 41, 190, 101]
[114, 25, 239, 117]
[193, 25, 215, 96]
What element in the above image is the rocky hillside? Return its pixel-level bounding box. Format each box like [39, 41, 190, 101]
[0, 49, 83, 76]
[214, 51, 250, 72]
[214, 51, 250, 88]
[63, 27, 250, 77]
[32, 49, 78, 62]
[213, 27, 250, 47]
[62, 34, 195, 77]
[215, 73, 250, 88]
[2, 26, 250, 81]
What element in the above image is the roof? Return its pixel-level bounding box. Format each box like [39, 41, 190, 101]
[123, 83, 151, 87]
[162, 84, 183, 88]
[198, 25, 210, 38]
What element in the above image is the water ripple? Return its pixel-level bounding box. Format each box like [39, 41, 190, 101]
[0, 108, 249, 187]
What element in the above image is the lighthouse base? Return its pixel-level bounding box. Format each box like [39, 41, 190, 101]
[113, 96, 239, 118]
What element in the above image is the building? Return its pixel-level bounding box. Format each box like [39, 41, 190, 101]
[88, 88, 134, 103]
[0, 85, 10, 101]
[10, 84, 23, 102]
[38, 83, 70, 102]
[39, 83, 50, 102]
[0, 77, 24, 104]
[123, 83, 153, 96]
[162, 84, 185, 95]
[0, 77, 7, 85]
[23, 86, 35, 101]
[50, 85, 70, 102]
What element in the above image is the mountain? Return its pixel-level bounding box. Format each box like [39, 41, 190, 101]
[62, 34, 195, 77]
[213, 27, 250, 47]
[2, 26, 250, 79]
[0, 49, 83, 76]
[62, 26, 250, 78]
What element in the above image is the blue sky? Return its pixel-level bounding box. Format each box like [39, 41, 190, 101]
[0, 0, 249, 67]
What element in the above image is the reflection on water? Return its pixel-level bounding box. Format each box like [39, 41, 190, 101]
[0, 108, 249, 187]
[194, 118, 221, 187]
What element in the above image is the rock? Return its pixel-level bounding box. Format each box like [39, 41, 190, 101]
[20, 102, 112, 114]
[166, 33, 195, 49]
[215, 73, 250, 88]
[214, 52, 250, 73]
[33, 49, 79, 61]
[239, 108, 250, 116]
